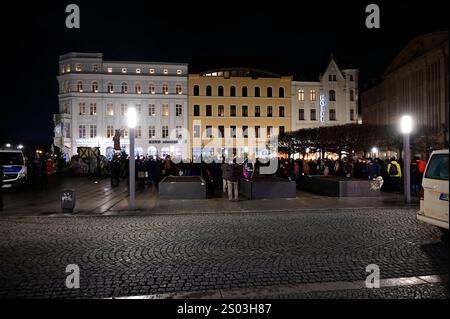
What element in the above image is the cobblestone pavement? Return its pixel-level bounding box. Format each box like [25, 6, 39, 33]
[0, 207, 448, 298]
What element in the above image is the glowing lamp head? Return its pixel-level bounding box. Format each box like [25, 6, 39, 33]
[371, 147, 378, 154]
[17, 145, 24, 150]
[5, 143, 11, 148]
[400, 115, 413, 134]
[127, 107, 137, 128]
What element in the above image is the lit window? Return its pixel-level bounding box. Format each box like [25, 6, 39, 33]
[176, 104, 182, 117]
[310, 90, 316, 101]
[149, 69, 155, 74]
[162, 104, 169, 116]
[163, 69, 168, 75]
[78, 125, 86, 138]
[193, 125, 200, 138]
[122, 68, 127, 73]
[149, 126, 156, 138]
[107, 82, 114, 93]
[162, 84, 169, 95]
[148, 104, 156, 116]
[136, 68, 141, 74]
[93, 64, 99, 72]
[61, 66, 65, 74]
[107, 103, 114, 116]
[90, 103, 97, 115]
[89, 125, 97, 138]
[162, 125, 169, 138]
[149, 84, 155, 94]
[107, 67, 113, 73]
[106, 125, 114, 138]
[298, 90, 304, 101]
[75, 64, 82, 72]
[77, 81, 83, 93]
[176, 84, 182, 95]
[120, 104, 127, 116]
[177, 69, 182, 75]
[92, 82, 98, 93]
[218, 105, 224, 117]
[66, 65, 71, 73]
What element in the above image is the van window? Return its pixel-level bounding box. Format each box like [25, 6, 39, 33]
[425, 154, 449, 181]
[0, 152, 24, 166]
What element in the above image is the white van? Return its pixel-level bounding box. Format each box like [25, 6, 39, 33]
[0, 149, 27, 190]
[417, 149, 449, 231]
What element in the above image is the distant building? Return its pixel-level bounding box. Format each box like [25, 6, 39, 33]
[291, 56, 359, 131]
[53, 53, 189, 160]
[361, 31, 449, 146]
[188, 68, 292, 160]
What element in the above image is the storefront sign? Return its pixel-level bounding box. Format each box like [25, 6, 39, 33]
[320, 92, 327, 122]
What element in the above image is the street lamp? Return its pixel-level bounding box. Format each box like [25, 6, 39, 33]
[371, 147, 378, 157]
[17, 145, 24, 150]
[5, 143, 11, 148]
[127, 107, 137, 210]
[400, 115, 413, 204]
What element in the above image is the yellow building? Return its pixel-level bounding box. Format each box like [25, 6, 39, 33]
[189, 68, 292, 161]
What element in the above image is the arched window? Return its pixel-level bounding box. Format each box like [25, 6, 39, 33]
[193, 85, 200, 96]
[206, 85, 212, 96]
[230, 86, 236, 97]
[349, 89, 354, 101]
[218, 86, 224, 96]
[107, 82, 114, 93]
[135, 83, 141, 94]
[176, 84, 182, 95]
[121, 82, 128, 93]
[77, 81, 83, 92]
[149, 83, 155, 94]
[254, 87, 260, 97]
[92, 82, 98, 93]
[242, 86, 248, 97]
[329, 90, 336, 101]
[267, 87, 273, 97]
[279, 87, 285, 98]
[162, 83, 169, 94]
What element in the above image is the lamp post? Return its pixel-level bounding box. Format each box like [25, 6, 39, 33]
[127, 107, 137, 210]
[400, 115, 413, 204]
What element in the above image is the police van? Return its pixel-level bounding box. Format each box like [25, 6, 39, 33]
[0, 149, 27, 190]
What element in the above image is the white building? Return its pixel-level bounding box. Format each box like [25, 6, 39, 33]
[291, 56, 359, 130]
[54, 52, 189, 160]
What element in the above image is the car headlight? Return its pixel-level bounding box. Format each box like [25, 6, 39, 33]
[18, 172, 27, 179]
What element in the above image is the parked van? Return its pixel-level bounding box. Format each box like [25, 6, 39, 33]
[417, 149, 449, 231]
[0, 149, 27, 190]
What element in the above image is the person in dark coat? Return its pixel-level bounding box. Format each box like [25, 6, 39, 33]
[226, 158, 242, 201]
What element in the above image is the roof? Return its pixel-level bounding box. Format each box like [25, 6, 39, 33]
[199, 68, 282, 78]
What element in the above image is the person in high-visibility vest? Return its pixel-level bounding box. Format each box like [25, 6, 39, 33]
[387, 157, 402, 192]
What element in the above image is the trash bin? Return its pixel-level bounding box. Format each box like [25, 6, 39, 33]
[61, 189, 76, 213]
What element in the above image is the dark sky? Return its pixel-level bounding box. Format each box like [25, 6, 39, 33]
[0, 0, 448, 146]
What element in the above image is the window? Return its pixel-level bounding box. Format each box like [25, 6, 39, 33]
[218, 86, 224, 96]
[136, 104, 142, 115]
[93, 64, 99, 72]
[135, 83, 141, 94]
[206, 105, 212, 116]
[242, 105, 248, 117]
[121, 82, 128, 93]
[177, 69, 182, 75]
[136, 68, 141, 74]
[107, 82, 114, 93]
[350, 89, 355, 101]
[267, 126, 273, 138]
[176, 104, 183, 117]
[107, 67, 113, 73]
[255, 106, 260, 117]
[106, 125, 114, 138]
[120, 104, 127, 116]
[90, 125, 97, 138]
[279, 126, 285, 136]
[267, 106, 273, 117]
[149, 68, 155, 74]
[193, 125, 200, 138]
[66, 65, 71, 73]
[298, 89, 304, 101]
[349, 75, 354, 81]
[149, 83, 155, 94]
[176, 126, 183, 139]
[162, 104, 169, 116]
[77, 81, 83, 92]
[425, 154, 449, 181]
[78, 102, 86, 115]
[255, 126, 260, 138]
[194, 105, 200, 116]
[230, 105, 236, 117]
[242, 125, 248, 138]
[299, 109, 305, 120]
[218, 125, 225, 138]
[149, 104, 156, 116]
[149, 126, 156, 138]
[350, 109, 355, 121]
[242, 86, 248, 97]
[218, 105, 224, 117]
[162, 84, 169, 94]
[78, 125, 86, 138]
[329, 74, 337, 81]
[176, 84, 182, 95]
[91, 81, 98, 93]
[193, 85, 200, 96]
[163, 69, 168, 75]
[62, 102, 70, 114]
[267, 87, 273, 97]
[89, 103, 97, 115]
[254, 87, 260, 97]
[279, 106, 285, 117]
[206, 85, 212, 96]
[310, 109, 317, 121]
[122, 68, 127, 73]
[310, 89, 316, 101]
[205, 125, 212, 138]
[162, 125, 169, 138]
[107, 103, 114, 116]
[230, 86, 236, 97]
[279, 87, 285, 98]
[329, 90, 336, 101]
[76, 64, 82, 72]
[135, 126, 142, 138]
[230, 125, 236, 138]
[329, 109, 336, 121]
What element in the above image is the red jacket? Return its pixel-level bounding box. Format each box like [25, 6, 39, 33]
[417, 160, 426, 174]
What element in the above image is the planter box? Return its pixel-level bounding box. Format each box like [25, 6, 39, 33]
[159, 176, 206, 199]
[298, 175, 381, 197]
[239, 176, 297, 199]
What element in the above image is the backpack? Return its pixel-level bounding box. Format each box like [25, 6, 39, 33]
[389, 163, 398, 176]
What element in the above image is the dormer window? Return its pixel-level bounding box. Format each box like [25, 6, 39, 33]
[77, 81, 83, 93]
[122, 68, 127, 74]
[75, 64, 82, 72]
[149, 69, 155, 74]
[92, 64, 99, 72]
[92, 82, 99, 93]
[107, 67, 113, 73]
[66, 65, 71, 73]
[177, 69, 182, 75]
[136, 68, 141, 74]
[163, 69, 169, 75]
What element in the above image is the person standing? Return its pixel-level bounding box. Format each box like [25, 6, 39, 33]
[226, 157, 241, 201]
[387, 157, 402, 193]
[221, 159, 228, 193]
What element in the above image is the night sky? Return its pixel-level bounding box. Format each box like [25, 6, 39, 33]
[0, 1, 447, 147]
